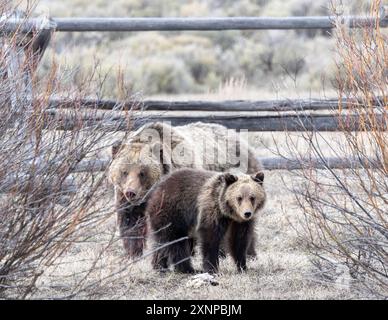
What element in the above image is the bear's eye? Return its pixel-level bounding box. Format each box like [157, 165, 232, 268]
[139, 170, 145, 178]
[250, 196, 255, 204]
[237, 196, 243, 204]
[122, 171, 128, 177]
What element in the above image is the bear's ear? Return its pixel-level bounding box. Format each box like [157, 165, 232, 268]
[251, 171, 264, 185]
[112, 140, 123, 158]
[222, 173, 238, 186]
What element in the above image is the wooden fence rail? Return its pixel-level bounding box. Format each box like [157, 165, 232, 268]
[0, 156, 379, 195]
[48, 97, 385, 112]
[48, 111, 385, 132]
[2, 15, 388, 34]
[72, 156, 380, 173]
[52, 16, 388, 31]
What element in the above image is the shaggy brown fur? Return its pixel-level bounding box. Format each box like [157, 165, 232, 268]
[116, 198, 148, 257]
[108, 122, 262, 258]
[145, 169, 266, 274]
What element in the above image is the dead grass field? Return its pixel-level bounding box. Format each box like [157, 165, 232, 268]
[31, 131, 373, 300]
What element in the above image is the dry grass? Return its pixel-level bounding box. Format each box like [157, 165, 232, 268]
[146, 83, 338, 101]
[283, 0, 388, 298]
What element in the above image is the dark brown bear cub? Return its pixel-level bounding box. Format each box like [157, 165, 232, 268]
[144, 169, 266, 274]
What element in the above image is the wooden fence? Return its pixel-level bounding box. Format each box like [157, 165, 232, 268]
[48, 97, 384, 112]
[2, 8, 388, 172]
[47, 96, 385, 132]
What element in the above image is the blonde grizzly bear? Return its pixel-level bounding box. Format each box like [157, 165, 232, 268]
[108, 121, 262, 257]
[144, 169, 266, 273]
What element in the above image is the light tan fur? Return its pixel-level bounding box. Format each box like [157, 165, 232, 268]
[108, 121, 262, 201]
[222, 175, 266, 222]
[197, 173, 266, 226]
[108, 143, 164, 202]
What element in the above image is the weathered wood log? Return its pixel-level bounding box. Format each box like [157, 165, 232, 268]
[0, 157, 379, 193]
[47, 111, 386, 132]
[72, 159, 111, 173]
[260, 157, 379, 170]
[30, 17, 55, 63]
[2, 15, 387, 34]
[0, 13, 62, 204]
[1, 13, 54, 112]
[71, 156, 380, 172]
[51, 16, 388, 31]
[1, 15, 55, 34]
[48, 97, 385, 112]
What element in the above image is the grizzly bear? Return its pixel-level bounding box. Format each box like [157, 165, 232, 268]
[143, 168, 266, 274]
[108, 121, 262, 258]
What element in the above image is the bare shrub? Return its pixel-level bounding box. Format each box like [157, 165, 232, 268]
[278, 0, 388, 298]
[0, 5, 136, 299]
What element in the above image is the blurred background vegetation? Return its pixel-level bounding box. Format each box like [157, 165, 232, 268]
[34, 0, 372, 98]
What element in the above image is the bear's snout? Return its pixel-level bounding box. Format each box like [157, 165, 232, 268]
[125, 189, 137, 200]
[244, 211, 252, 219]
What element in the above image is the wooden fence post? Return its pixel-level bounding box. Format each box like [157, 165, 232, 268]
[0, 11, 76, 200]
[1, 10, 54, 114]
